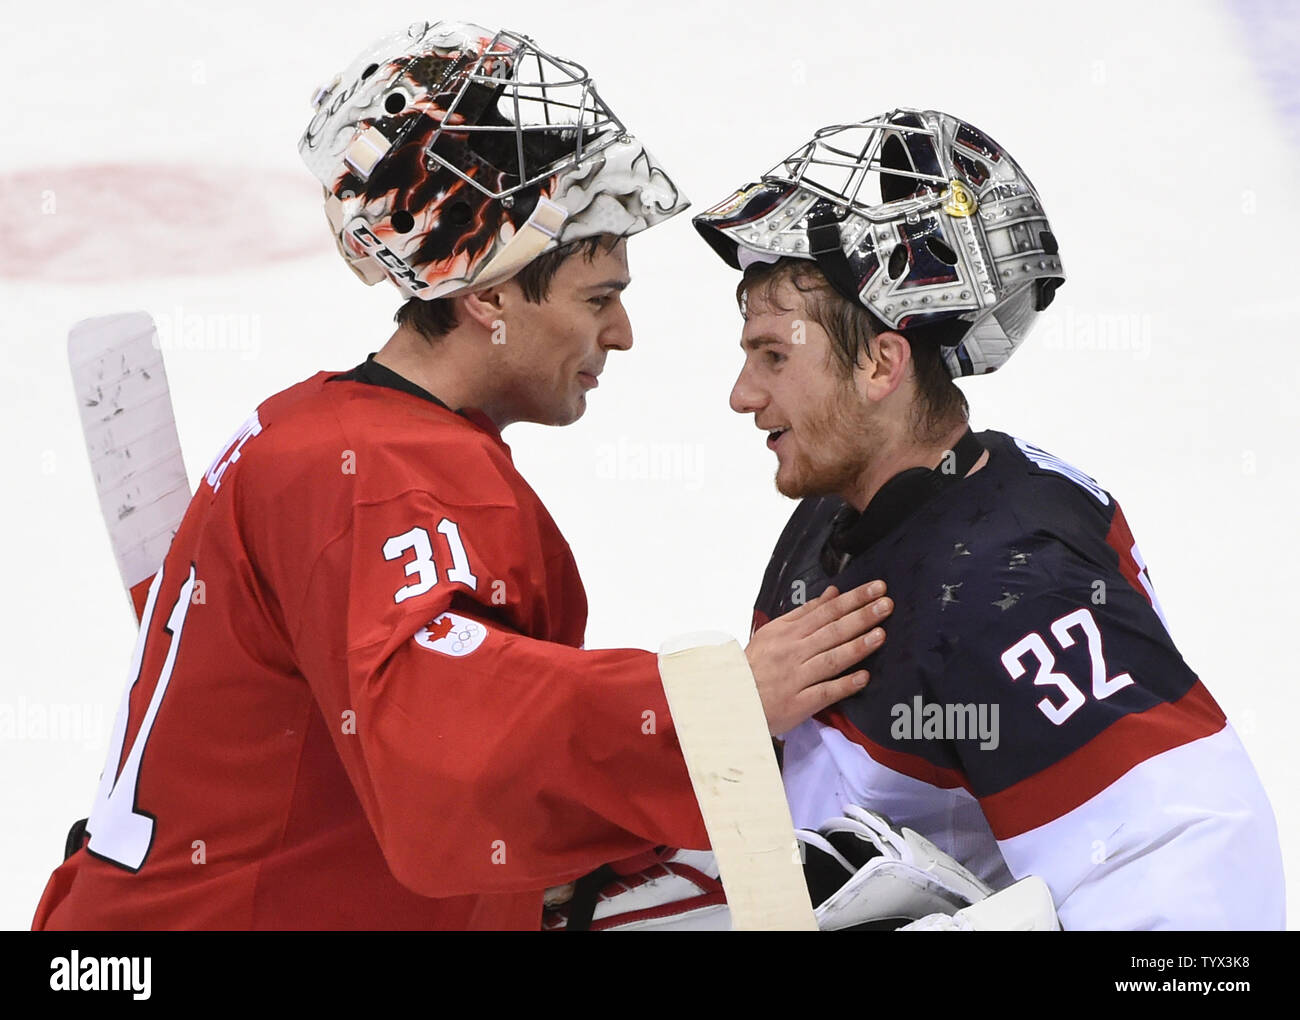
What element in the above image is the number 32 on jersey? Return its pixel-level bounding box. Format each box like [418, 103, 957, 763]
[1000, 607, 1135, 726]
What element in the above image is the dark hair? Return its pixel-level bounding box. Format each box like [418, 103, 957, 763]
[394, 235, 616, 341]
[738, 259, 969, 442]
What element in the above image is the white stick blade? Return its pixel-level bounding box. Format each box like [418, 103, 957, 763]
[68, 312, 191, 596]
[659, 633, 817, 931]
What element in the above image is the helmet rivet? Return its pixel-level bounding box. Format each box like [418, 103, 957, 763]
[884, 305, 894, 313]
[941, 293, 950, 300]
[960, 291, 970, 299]
[922, 296, 931, 303]
[901, 299, 910, 306]
[1002, 269, 1012, 277]
[1039, 259, 1047, 269]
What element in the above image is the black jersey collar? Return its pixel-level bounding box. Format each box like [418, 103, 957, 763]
[328, 354, 505, 440]
[327, 353, 453, 410]
[821, 428, 985, 574]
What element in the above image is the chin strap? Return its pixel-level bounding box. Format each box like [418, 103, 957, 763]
[821, 428, 984, 575]
[807, 205, 864, 308]
[472, 197, 569, 289]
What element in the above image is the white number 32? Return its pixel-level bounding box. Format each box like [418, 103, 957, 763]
[1000, 608, 1134, 725]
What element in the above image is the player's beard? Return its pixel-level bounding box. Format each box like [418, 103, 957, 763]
[774, 377, 879, 500]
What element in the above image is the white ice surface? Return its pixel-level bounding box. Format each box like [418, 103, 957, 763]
[1, 0, 1295, 929]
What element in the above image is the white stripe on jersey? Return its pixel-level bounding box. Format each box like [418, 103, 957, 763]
[781, 719, 1014, 890]
[998, 724, 1284, 930]
[782, 718, 1284, 929]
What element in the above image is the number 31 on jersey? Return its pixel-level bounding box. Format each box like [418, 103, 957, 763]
[382, 519, 477, 603]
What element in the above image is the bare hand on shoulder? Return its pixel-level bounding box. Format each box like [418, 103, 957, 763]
[745, 582, 891, 736]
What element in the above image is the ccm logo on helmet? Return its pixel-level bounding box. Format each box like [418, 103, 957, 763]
[349, 223, 429, 292]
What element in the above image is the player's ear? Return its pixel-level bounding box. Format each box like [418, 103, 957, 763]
[458, 284, 507, 332]
[859, 331, 912, 403]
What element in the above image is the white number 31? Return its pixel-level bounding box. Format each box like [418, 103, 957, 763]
[1000, 608, 1134, 725]
[382, 519, 477, 603]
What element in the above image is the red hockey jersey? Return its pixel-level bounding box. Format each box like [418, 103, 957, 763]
[34, 357, 709, 930]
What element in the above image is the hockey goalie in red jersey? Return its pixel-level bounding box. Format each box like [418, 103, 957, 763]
[32, 21, 890, 931]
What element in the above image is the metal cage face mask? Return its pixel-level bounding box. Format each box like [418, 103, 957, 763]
[300, 20, 687, 299]
[418, 28, 624, 202]
[694, 109, 1064, 377]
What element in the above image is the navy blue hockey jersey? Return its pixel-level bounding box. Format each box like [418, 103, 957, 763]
[755, 430, 1283, 929]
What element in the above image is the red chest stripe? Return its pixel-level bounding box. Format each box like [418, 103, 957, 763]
[817, 678, 1226, 840]
[816, 707, 972, 793]
[978, 678, 1226, 839]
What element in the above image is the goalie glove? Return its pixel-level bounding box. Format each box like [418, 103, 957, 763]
[541, 806, 1059, 931]
[799, 805, 995, 930]
[898, 875, 1061, 931]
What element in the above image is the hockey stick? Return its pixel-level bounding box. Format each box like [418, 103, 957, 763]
[68, 312, 192, 624]
[658, 633, 818, 930]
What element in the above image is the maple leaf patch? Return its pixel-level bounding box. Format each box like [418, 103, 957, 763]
[413, 612, 487, 657]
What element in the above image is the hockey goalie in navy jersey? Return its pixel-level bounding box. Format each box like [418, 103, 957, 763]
[692, 109, 1285, 931]
[563, 109, 1284, 931]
